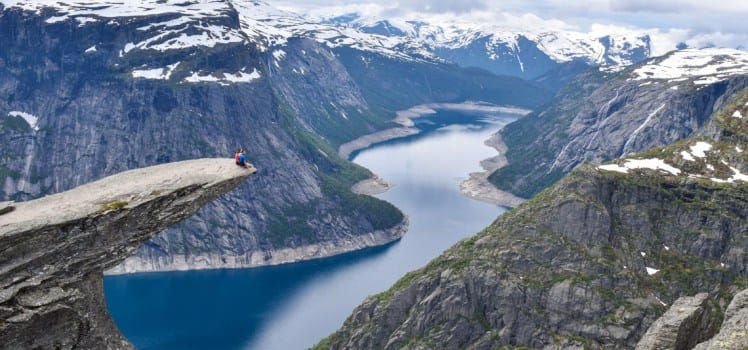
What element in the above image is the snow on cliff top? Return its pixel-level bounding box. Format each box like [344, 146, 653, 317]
[632, 48, 748, 84]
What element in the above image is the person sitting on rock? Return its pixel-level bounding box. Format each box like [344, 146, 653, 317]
[237, 149, 251, 169]
[234, 148, 242, 165]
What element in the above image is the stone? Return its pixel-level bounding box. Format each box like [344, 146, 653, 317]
[0, 158, 254, 349]
[693, 289, 748, 350]
[0, 202, 13, 215]
[635, 293, 713, 350]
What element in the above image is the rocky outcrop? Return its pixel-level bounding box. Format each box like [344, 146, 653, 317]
[0, 158, 254, 349]
[315, 92, 748, 349]
[693, 289, 748, 350]
[635, 293, 714, 350]
[637, 289, 748, 350]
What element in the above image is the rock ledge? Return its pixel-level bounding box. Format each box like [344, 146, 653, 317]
[0, 158, 255, 349]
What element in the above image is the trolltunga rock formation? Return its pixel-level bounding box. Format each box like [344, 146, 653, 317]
[0, 158, 255, 349]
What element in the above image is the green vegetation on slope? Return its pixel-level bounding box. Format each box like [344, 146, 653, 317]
[266, 100, 404, 246]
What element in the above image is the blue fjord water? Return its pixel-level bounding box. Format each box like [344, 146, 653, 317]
[104, 110, 519, 350]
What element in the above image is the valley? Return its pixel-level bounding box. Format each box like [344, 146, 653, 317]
[1, 1, 747, 349]
[104, 108, 519, 349]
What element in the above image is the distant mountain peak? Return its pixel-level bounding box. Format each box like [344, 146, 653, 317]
[1, 0, 656, 78]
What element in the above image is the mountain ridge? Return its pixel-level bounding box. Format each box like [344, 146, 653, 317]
[314, 88, 748, 349]
[0, 0, 655, 81]
[490, 47, 748, 200]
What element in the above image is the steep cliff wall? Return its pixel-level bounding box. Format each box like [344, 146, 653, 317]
[0, 159, 254, 349]
[315, 92, 748, 349]
[491, 49, 748, 199]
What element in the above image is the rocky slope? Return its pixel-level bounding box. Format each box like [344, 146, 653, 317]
[0, 158, 254, 349]
[0, 1, 550, 273]
[491, 48, 748, 199]
[314, 91, 748, 349]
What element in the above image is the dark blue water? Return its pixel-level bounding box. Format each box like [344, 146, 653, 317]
[104, 110, 519, 350]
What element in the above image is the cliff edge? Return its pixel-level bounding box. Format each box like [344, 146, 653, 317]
[0, 158, 255, 349]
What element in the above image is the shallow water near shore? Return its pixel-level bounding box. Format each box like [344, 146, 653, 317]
[104, 109, 519, 350]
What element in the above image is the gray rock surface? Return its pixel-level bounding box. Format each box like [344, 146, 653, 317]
[0, 158, 254, 349]
[635, 293, 713, 350]
[693, 289, 748, 350]
[315, 94, 748, 349]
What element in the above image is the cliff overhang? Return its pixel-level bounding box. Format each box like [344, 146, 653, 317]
[0, 158, 255, 349]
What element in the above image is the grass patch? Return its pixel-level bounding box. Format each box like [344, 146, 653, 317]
[99, 201, 128, 213]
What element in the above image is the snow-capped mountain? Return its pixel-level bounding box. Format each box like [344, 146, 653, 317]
[331, 16, 652, 79]
[0, 0, 654, 81]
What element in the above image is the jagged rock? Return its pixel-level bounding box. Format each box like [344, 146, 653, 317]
[635, 293, 713, 350]
[693, 289, 748, 350]
[0, 158, 254, 349]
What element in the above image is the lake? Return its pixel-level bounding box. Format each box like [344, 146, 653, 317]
[104, 109, 519, 350]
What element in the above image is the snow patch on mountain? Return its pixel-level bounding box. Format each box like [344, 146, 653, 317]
[132, 62, 180, 80]
[183, 69, 261, 84]
[598, 158, 681, 175]
[4, 0, 232, 22]
[632, 48, 748, 85]
[8, 111, 39, 131]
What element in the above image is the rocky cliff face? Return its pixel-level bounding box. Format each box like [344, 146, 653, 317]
[693, 288, 748, 349]
[315, 92, 748, 349]
[491, 48, 748, 199]
[0, 2, 549, 273]
[0, 159, 254, 349]
[635, 288, 748, 350]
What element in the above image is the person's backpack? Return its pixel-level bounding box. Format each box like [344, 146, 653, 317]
[238, 153, 246, 166]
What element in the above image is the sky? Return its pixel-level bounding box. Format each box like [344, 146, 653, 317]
[270, 0, 748, 55]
